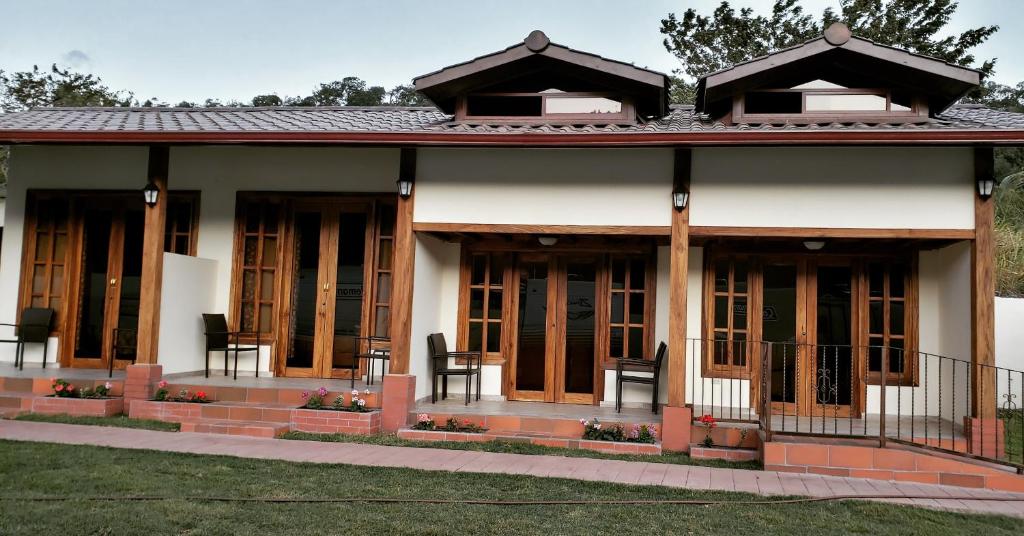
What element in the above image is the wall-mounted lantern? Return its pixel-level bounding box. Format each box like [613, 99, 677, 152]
[397, 179, 413, 199]
[142, 180, 160, 207]
[672, 189, 689, 211]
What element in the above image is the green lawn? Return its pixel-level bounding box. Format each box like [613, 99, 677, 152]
[282, 430, 760, 470]
[0, 441, 1021, 535]
[12, 413, 181, 432]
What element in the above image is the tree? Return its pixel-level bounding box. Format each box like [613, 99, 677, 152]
[0, 64, 133, 111]
[385, 84, 430, 106]
[251, 94, 283, 107]
[660, 0, 998, 103]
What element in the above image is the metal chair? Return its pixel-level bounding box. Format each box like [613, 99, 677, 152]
[0, 308, 54, 369]
[427, 333, 481, 405]
[108, 327, 138, 378]
[351, 336, 391, 388]
[202, 314, 260, 380]
[615, 341, 667, 414]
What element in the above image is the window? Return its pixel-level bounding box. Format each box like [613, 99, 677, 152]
[369, 202, 395, 337]
[703, 255, 753, 377]
[165, 193, 200, 256]
[459, 91, 632, 123]
[736, 80, 924, 123]
[21, 194, 70, 332]
[608, 255, 652, 361]
[233, 199, 282, 337]
[866, 260, 916, 385]
[458, 252, 507, 364]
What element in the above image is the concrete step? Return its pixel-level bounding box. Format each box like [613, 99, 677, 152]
[179, 418, 290, 438]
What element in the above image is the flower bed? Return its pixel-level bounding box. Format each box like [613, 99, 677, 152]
[289, 408, 381, 435]
[299, 388, 372, 413]
[152, 381, 210, 403]
[412, 414, 488, 433]
[580, 418, 657, 444]
[50, 378, 114, 399]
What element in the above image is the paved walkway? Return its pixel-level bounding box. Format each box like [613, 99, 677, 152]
[1, 420, 1023, 518]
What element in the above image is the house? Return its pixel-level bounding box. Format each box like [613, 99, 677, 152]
[1, 25, 1023, 481]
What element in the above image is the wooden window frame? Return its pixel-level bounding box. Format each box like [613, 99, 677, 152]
[18, 191, 72, 336]
[367, 200, 395, 338]
[701, 253, 758, 379]
[863, 256, 919, 386]
[230, 196, 285, 343]
[457, 251, 510, 365]
[455, 91, 636, 124]
[603, 253, 656, 368]
[165, 192, 201, 256]
[732, 88, 929, 125]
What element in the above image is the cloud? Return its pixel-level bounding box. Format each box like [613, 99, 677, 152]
[61, 49, 91, 68]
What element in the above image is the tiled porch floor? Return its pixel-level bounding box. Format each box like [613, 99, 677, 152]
[0, 364, 125, 380]
[416, 398, 663, 423]
[165, 372, 381, 393]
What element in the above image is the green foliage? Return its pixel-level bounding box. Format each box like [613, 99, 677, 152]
[0, 64, 133, 112]
[661, 0, 998, 103]
[13, 413, 181, 432]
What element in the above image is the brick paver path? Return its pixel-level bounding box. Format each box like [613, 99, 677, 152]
[2, 420, 1023, 518]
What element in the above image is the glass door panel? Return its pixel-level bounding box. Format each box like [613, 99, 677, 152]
[763, 263, 798, 407]
[286, 211, 323, 371]
[113, 209, 145, 364]
[812, 264, 855, 412]
[562, 259, 597, 401]
[330, 211, 368, 373]
[514, 260, 549, 398]
[73, 210, 113, 360]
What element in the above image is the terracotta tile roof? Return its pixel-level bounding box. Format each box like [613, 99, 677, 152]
[0, 103, 1020, 137]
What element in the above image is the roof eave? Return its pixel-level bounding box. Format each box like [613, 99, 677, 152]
[2, 129, 1022, 146]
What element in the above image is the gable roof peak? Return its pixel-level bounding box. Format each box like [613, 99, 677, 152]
[823, 22, 852, 46]
[524, 30, 550, 53]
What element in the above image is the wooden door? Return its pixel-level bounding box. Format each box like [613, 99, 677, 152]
[280, 201, 374, 379]
[509, 254, 600, 404]
[64, 200, 145, 370]
[806, 259, 860, 417]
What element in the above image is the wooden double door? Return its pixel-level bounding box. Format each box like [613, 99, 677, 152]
[762, 258, 861, 416]
[509, 254, 600, 404]
[65, 199, 146, 369]
[278, 200, 388, 378]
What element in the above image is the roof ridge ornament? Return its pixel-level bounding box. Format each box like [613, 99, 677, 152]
[524, 30, 550, 52]
[823, 22, 852, 46]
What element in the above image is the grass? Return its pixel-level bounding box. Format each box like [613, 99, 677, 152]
[12, 413, 180, 432]
[0, 440, 1020, 535]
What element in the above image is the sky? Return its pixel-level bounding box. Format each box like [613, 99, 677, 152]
[2, 0, 1022, 105]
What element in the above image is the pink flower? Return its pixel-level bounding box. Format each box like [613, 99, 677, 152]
[417, 413, 430, 423]
[301, 391, 310, 399]
[317, 387, 328, 397]
[55, 384, 64, 392]
[157, 380, 167, 389]
[104, 382, 113, 390]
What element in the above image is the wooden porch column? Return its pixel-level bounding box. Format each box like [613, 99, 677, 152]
[970, 146, 996, 419]
[388, 148, 417, 374]
[136, 145, 170, 364]
[667, 148, 691, 408]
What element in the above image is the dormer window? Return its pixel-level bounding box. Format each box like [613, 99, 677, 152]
[736, 80, 924, 123]
[459, 91, 632, 123]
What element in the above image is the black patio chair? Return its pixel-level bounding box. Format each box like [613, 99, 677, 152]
[427, 333, 481, 405]
[0, 308, 54, 370]
[615, 341, 667, 414]
[108, 327, 138, 378]
[351, 336, 391, 388]
[202, 314, 260, 380]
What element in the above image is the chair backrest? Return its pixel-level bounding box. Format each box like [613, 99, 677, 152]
[19, 308, 54, 344]
[427, 333, 448, 359]
[202, 314, 230, 350]
[652, 341, 668, 372]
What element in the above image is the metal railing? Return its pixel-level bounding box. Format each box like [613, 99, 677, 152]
[686, 337, 1024, 470]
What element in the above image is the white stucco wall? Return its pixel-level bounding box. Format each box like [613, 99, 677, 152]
[690, 147, 975, 229]
[157, 253, 220, 375]
[408, 234, 461, 400]
[414, 148, 674, 226]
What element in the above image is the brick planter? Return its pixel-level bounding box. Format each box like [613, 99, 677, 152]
[689, 445, 759, 462]
[290, 408, 381, 435]
[397, 429, 662, 455]
[128, 400, 205, 423]
[31, 396, 123, 417]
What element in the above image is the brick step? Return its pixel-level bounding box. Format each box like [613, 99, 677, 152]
[398, 428, 662, 455]
[197, 401, 297, 424]
[0, 377, 124, 396]
[689, 444, 760, 462]
[180, 418, 290, 438]
[0, 391, 34, 410]
[164, 383, 380, 408]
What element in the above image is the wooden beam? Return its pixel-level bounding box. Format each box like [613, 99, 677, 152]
[690, 226, 975, 240]
[412, 222, 671, 236]
[971, 147, 996, 418]
[389, 148, 417, 374]
[667, 148, 691, 408]
[136, 145, 169, 364]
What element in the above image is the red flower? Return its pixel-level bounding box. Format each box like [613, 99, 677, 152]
[196, 391, 207, 400]
[54, 384, 64, 392]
